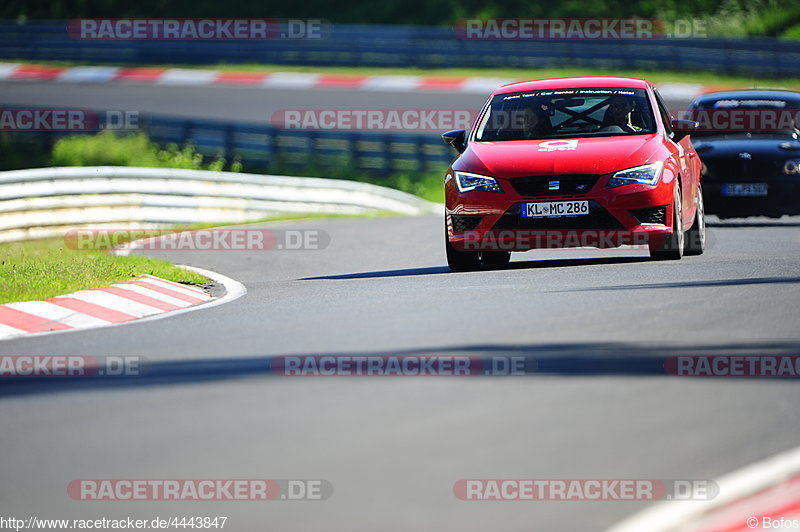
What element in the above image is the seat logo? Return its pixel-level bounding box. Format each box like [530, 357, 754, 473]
[548, 180, 560, 190]
[538, 139, 579, 152]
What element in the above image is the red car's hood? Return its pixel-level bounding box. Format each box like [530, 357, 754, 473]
[457, 134, 663, 177]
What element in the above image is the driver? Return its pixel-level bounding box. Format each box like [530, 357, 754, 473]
[519, 103, 555, 139]
[602, 95, 637, 133]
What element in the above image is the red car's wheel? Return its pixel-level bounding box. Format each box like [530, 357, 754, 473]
[684, 184, 706, 256]
[445, 222, 480, 272]
[650, 181, 684, 261]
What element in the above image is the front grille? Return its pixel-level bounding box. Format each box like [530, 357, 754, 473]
[491, 201, 625, 231]
[450, 215, 483, 233]
[703, 156, 784, 180]
[510, 174, 600, 197]
[630, 205, 668, 225]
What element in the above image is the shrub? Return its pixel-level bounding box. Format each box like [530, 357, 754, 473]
[50, 131, 232, 171]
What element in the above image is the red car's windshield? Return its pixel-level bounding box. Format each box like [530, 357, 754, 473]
[475, 87, 657, 141]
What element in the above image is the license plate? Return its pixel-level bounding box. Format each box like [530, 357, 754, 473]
[721, 183, 768, 197]
[521, 200, 589, 218]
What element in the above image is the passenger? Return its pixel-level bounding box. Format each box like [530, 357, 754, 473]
[602, 95, 637, 133]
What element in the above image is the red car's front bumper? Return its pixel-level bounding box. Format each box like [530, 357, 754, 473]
[446, 173, 676, 252]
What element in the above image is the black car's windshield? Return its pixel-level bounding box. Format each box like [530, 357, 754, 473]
[693, 131, 800, 141]
[689, 97, 800, 137]
[475, 87, 657, 141]
[694, 97, 795, 110]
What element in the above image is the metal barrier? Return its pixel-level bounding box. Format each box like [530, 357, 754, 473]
[142, 115, 455, 175]
[0, 166, 441, 242]
[1, 110, 456, 176]
[1, 21, 799, 77]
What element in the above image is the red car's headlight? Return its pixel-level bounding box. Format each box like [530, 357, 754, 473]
[454, 171, 503, 193]
[606, 162, 664, 188]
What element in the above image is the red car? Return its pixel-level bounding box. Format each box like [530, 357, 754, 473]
[442, 76, 706, 271]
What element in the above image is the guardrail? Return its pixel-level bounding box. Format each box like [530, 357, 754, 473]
[1, 21, 799, 77]
[2, 111, 456, 176]
[0, 166, 441, 242]
[141, 115, 455, 175]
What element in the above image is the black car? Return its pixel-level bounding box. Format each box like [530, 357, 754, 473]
[687, 89, 800, 218]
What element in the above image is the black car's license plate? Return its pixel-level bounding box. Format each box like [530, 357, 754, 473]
[721, 183, 768, 197]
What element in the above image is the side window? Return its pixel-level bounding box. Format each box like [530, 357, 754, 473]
[653, 89, 674, 138]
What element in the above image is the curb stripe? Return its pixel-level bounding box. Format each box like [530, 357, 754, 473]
[0, 322, 26, 337]
[3, 301, 109, 328]
[0, 269, 235, 341]
[0, 63, 21, 80]
[684, 476, 800, 532]
[9, 64, 63, 80]
[4, 62, 799, 98]
[362, 75, 421, 91]
[113, 284, 194, 308]
[140, 275, 207, 295]
[418, 77, 467, 90]
[69, 290, 164, 317]
[136, 277, 210, 300]
[261, 72, 321, 89]
[47, 297, 138, 323]
[157, 68, 218, 86]
[57, 66, 120, 83]
[213, 71, 270, 84]
[0, 306, 73, 332]
[97, 286, 184, 311]
[0, 273, 219, 341]
[608, 445, 800, 532]
[317, 74, 370, 88]
[132, 280, 207, 304]
[114, 67, 168, 82]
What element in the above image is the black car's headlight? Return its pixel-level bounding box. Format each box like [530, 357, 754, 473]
[606, 162, 664, 188]
[784, 160, 800, 175]
[454, 171, 503, 193]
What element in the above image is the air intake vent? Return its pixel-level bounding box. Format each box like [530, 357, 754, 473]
[630, 206, 667, 225]
[450, 215, 483, 233]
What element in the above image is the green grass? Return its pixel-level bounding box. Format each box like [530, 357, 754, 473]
[0, 207, 425, 304]
[0, 237, 208, 304]
[16, 60, 800, 88]
[364, 173, 444, 203]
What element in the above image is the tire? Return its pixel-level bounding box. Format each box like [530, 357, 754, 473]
[684, 184, 706, 256]
[481, 250, 511, 267]
[650, 181, 684, 261]
[446, 225, 480, 272]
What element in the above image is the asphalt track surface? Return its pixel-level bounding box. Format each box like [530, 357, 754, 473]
[0, 81, 799, 531]
[0, 80, 695, 122]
